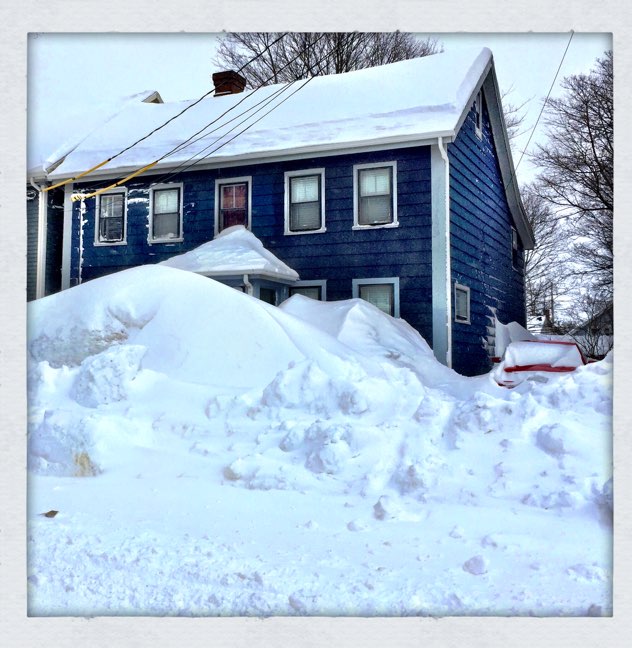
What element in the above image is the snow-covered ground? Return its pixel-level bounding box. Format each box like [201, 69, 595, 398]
[26, 266, 612, 617]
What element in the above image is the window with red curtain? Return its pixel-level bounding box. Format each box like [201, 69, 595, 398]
[219, 182, 248, 231]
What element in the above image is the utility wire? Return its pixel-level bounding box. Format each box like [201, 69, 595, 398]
[75, 77, 314, 202]
[158, 78, 315, 185]
[514, 30, 575, 174]
[74, 34, 333, 200]
[148, 33, 329, 173]
[44, 32, 290, 192]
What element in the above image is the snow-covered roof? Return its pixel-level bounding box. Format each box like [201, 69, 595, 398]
[41, 47, 533, 248]
[28, 89, 163, 179]
[46, 48, 493, 180]
[159, 225, 299, 282]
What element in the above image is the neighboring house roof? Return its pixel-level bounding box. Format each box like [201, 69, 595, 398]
[568, 302, 613, 336]
[40, 47, 533, 247]
[159, 225, 300, 283]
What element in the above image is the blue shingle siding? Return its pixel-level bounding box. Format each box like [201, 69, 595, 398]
[27, 187, 39, 301]
[449, 95, 526, 376]
[72, 147, 435, 345]
[45, 189, 65, 295]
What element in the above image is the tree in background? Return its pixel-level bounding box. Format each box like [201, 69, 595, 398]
[213, 32, 441, 87]
[521, 183, 572, 322]
[531, 51, 613, 300]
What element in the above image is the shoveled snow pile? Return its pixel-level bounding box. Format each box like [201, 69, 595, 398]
[27, 266, 612, 617]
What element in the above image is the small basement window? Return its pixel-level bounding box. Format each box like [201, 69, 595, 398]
[289, 281, 326, 301]
[353, 278, 400, 317]
[150, 185, 182, 242]
[285, 170, 326, 234]
[216, 177, 251, 233]
[96, 190, 126, 244]
[259, 287, 277, 305]
[353, 162, 397, 228]
[454, 283, 471, 324]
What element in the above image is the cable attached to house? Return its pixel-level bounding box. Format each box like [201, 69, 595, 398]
[45, 32, 291, 193]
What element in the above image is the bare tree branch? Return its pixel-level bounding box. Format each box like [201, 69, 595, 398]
[213, 32, 442, 87]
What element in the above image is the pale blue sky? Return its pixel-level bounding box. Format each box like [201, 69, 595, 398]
[28, 32, 612, 183]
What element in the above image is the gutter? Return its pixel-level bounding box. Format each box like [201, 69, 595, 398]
[242, 274, 253, 296]
[47, 131, 457, 184]
[437, 137, 452, 368]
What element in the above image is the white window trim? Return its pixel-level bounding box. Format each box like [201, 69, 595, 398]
[148, 182, 184, 244]
[284, 168, 326, 235]
[454, 283, 471, 325]
[352, 161, 398, 230]
[95, 187, 127, 246]
[290, 279, 327, 301]
[214, 175, 252, 236]
[474, 91, 483, 139]
[352, 277, 400, 317]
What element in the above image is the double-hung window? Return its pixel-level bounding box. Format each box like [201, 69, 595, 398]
[216, 177, 251, 233]
[352, 278, 400, 317]
[150, 184, 183, 242]
[96, 190, 126, 244]
[353, 162, 397, 228]
[284, 169, 326, 234]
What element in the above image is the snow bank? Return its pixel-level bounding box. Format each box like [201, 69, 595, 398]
[27, 265, 613, 616]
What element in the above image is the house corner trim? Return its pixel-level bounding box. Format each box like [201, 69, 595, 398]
[61, 184, 74, 291]
[431, 138, 452, 368]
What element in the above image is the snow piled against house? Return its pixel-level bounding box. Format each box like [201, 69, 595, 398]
[27, 266, 612, 616]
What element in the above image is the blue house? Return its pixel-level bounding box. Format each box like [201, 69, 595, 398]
[28, 48, 534, 376]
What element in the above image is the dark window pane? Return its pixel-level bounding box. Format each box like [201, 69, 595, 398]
[455, 288, 469, 321]
[219, 182, 248, 231]
[153, 212, 180, 239]
[290, 202, 321, 231]
[98, 193, 125, 242]
[259, 287, 276, 305]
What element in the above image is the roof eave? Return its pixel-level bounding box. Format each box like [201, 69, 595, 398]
[193, 269, 299, 284]
[452, 58, 535, 250]
[47, 132, 456, 183]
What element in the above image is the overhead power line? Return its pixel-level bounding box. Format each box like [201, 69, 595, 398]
[73, 80, 310, 201]
[44, 31, 290, 193]
[72, 34, 336, 201]
[157, 78, 315, 185]
[514, 30, 575, 174]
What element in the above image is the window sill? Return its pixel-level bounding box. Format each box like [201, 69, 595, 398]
[284, 227, 327, 236]
[352, 221, 399, 231]
[94, 240, 127, 247]
[455, 318, 471, 325]
[148, 238, 184, 245]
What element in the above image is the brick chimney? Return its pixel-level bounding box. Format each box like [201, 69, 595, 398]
[212, 70, 247, 97]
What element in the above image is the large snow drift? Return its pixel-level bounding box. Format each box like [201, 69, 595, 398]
[27, 266, 612, 617]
